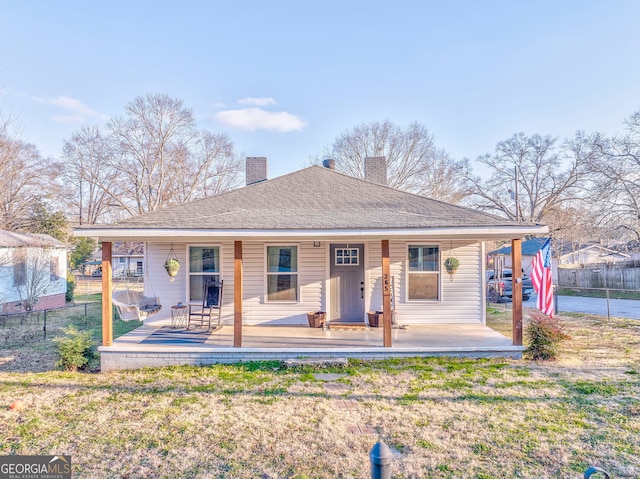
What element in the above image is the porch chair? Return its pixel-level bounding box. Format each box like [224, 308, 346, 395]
[188, 279, 223, 330]
[112, 290, 162, 321]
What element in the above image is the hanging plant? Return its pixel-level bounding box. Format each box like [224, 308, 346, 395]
[164, 258, 180, 277]
[444, 256, 459, 275]
[164, 245, 180, 282]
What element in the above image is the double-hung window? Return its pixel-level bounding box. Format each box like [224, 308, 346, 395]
[407, 245, 440, 300]
[189, 246, 220, 302]
[266, 246, 298, 301]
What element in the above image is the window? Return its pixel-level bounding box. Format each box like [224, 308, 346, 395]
[50, 258, 60, 281]
[189, 246, 220, 302]
[407, 245, 440, 300]
[118, 257, 126, 264]
[266, 246, 298, 301]
[14, 261, 26, 286]
[136, 262, 143, 275]
[335, 248, 359, 265]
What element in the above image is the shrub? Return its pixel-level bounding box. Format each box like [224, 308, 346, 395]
[524, 313, 570, 360]
[65, 271, 76, 303]
[53, 326, 99, 371]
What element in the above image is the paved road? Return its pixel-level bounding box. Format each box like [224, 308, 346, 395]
[523, 294, 640, 320]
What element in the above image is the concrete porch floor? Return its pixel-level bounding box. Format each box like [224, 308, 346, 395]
[99, 320, 523, 371]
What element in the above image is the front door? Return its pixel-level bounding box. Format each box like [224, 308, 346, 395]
[329, 244, 365, 322]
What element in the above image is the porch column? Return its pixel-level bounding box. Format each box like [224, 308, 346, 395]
[101, 242, 113, 346]
[234, 240, 243, 347]
[511, 238, 523, 346]
[381, 240, 392, 347]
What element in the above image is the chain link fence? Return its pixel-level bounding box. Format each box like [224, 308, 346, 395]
[0, 302, 102, 348]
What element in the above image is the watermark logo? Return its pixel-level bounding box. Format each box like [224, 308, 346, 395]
[0, 455, 71, 479]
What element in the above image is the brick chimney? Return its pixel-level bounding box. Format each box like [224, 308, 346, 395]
[246, 157, 268, 185]
[364, 156, 387, 185]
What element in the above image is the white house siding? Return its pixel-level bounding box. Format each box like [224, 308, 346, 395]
[145, 241, 326, 325]
[0, 246, 67, 312]
[241, 241, 325, 324]
[145, 239, 484, 326]
[366, 239, 484, 325]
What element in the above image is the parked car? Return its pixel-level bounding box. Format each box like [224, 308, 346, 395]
[92, 267, 102, 277]
[487, 269, 534, 303]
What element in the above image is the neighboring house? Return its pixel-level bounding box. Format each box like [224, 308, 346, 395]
[76, 157, 547, 339]
[488, 237, 557, 279]
[0, 230, 67, 313]
[88, 242, 145, 277]
[558, 244, 630, 266]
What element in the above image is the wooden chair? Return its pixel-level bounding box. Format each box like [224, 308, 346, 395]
[187, 279, 223, 330]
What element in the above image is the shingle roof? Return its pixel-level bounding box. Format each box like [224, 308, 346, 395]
[78, 166, 540, 232]
[0, 230, 66, 248]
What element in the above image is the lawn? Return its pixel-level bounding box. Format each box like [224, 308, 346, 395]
[0, 306, 639, 478]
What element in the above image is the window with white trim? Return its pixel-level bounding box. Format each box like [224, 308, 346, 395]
[407, 245, 440, 300]
[335, 247, 359, 265]
[189, 246, 220, 302]
[266, 245, 298, 301]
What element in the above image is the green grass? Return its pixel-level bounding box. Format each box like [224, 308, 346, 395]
[557, 288, 640, 300]
[1, 308, 640, 478]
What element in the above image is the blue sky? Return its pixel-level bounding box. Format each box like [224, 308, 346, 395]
[2, 1, 640, 178]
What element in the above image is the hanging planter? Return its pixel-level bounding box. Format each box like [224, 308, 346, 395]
[164, 245, 180, 282]
[444, 256, 459, 277]
[164, 258, 180, 277]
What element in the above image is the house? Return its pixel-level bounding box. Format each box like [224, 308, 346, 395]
[86, 242, 145, 277]
[488, 237, 556, 278]
[88, 242, 145, 278]
[75, 157, 548, 370]
[558, 244, 630, 266]
[0, 230, 67, 313]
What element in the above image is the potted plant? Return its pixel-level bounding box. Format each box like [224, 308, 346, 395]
[164, 258, 181, 277]
[306, 311, 326, 328]
[444, 257, 459, 275]
[367, 311, 383, 328]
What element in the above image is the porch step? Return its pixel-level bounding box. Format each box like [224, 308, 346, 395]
[329, 321, 368, 331]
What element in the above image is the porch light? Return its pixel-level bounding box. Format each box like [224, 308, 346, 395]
[313, 241, 321, 247]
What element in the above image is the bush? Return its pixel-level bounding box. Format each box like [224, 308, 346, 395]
[524, 313, 570, 360]
[66, 271, 76, 303]
[53, 326, 99, 371]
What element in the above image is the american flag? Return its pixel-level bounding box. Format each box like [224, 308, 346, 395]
[531, 238, 554, 317]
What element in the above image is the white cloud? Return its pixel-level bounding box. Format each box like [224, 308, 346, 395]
[38, 96, 107, 124]
[214, 107, 307, 132]
[238, 97, 276, 107]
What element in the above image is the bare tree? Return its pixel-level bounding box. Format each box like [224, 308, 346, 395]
[463, 133, 592, 222]
[0, 114, 59, 230]
[586, 111, 640, 242]
[105, 93, 240, 216]
[321, 120, 468, 201]
[62, 125, 120, 225]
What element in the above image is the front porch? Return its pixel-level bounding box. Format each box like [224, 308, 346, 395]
[99, 321, 523, 371]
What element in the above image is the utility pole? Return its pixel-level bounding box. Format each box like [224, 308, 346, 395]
[508, 166, 520, 222]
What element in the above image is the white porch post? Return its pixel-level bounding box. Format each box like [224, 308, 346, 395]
[101, 242, 113, 346]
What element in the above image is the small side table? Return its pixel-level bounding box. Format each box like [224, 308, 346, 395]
[171, 305, 188, 329]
